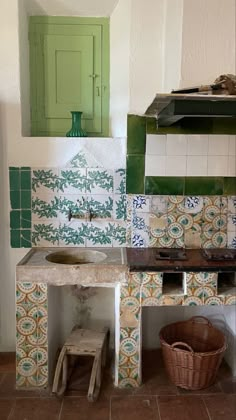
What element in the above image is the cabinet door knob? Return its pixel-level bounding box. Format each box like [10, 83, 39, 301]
[89, 74, 98, 79]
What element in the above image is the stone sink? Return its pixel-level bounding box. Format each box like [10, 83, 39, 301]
[16, 247, 128, 286]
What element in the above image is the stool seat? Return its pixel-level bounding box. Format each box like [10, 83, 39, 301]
[52, 327, 109, 402]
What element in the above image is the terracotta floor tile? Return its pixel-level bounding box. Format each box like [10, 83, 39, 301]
[204, 395, 236, 419]
[111, 396, 160, 420]
[0, 373, 46, 398]
[220, 378, 236, 394]
[0, 399, 14, 420]
[158, 396, 210, 420]
[9, 398, 61, 420]
[60, 396, 110, 420]
[178, 382, 222, 395]
[0, 353, 16, 373]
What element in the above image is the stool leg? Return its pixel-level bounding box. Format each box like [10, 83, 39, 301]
[102, 328, 110, 368]
[52, 346, 67, 395]
[87, 349, 102, 402]
[57, 354, 68, 397]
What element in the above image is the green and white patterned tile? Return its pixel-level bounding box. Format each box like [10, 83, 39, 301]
[32, 192, 60, 221]
[32, 168, 59, 194]
[86, 169, 114, 194]
[58, 168, 86, 193]
[32, 221, 59, 247]
[118, 367, 141, 388]
[58, 194, 87, 222]
[67, 148, 101, 168]
[114, 195, 126, 221]
[112, 222, 127, 247]
[114, 169, 126, 194]
[87, 195, 113, 219]
[141, 286, 162, 306]
[85, 221, 113, 247]
[16, 345, 38, 387]
[59, 221, 86, 246]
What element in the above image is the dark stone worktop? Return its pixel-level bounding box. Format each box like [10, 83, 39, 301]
[127, 248, 236, 272]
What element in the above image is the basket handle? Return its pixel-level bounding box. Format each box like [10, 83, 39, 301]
[171, 342, 194, 354]
[189, 316, 212, 327]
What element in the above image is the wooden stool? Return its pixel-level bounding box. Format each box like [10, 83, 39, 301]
[52, 327, 109, 402]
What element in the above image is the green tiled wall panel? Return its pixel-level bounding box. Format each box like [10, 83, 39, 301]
[126, 155, 145, 194]
[127, 115, 146, 155]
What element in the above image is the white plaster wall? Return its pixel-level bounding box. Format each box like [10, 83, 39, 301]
[129, 0, 166, 114]
[181, 0, 236, 87]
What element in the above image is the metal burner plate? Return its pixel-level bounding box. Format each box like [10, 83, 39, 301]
[202, 249, 236, 261]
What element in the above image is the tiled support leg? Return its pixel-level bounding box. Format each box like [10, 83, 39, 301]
[117, 280, 142, 388]
[16, 282, 48, 388]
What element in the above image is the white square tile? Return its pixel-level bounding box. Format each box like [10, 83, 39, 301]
[228, 156, 236, 176]
[145, 155, 166, 176]
[165, 156, 186, 176]
[187, 135, 208, 156]
[208, 135, 229, 156]
[146, 134, 166, 155]
[186, 156, 207, 176]
[207, 156, 228, 176]
[229, 136, 236, 156]
[166, 135, 187, 156]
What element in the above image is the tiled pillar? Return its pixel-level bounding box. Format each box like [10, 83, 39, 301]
[16, 282, 48, 388]
[118, 273, 142, 388]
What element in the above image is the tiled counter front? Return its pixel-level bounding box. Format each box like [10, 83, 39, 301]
[118, 271, 236, 388]
[16, 282, 48, 388]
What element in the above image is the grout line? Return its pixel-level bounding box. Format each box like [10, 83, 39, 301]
[109, 396, 112, 420]
[155, 396, 162, 420]
[202, 397, 212, 420]
[7, 398, 16, 420]
[58, 397, 64, 420]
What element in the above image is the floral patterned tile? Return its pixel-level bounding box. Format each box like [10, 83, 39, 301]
[126, 195, 133, 222]
[131, 230, 149, 248]
[114, 195, 126, 221]
[32, 192, 60, 221]
[205, 296, 225, 305]
[58, 168, 86, 193]
[32, 168, 59, 194]
[16, 345, 38, 387]
[86, 221, 113, 247]
[186, 272, 217, 287]
[149, 213, 167, 247]
[201, 229, 227, 248]
[150, 195, 168, 214]
[184, 196, 204, 214]
[86, 168, 114, 194]
[59, 221, 86, 246]
[227, 214, 236, 232]
[126, 220, 132, 247]
[87, 195, 113, 219]
[68, 148, 102, 168]
[112, 222, 127, 247]
[225, 296, 236, 305]
[132, 195, 150, 212]
[58, 194, 87, 222]
[167, 195, 185, 215]
[114, 169, 126, 194]
[32, 221, 59, 247]
[227, 232, 236, 248]
[127, 272, 143, 287]
[228, 196, 236, 214]
[141, 286, 162, 306]
[118, 367, 141, 388]
[142, 272, 163, 287]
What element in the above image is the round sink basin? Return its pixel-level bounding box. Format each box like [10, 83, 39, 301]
[46, 250, 107, 265]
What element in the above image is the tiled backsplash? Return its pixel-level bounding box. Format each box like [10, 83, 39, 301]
[126, 115, 236, 195]
[9, 151, 126, 248]
[127, 194, 236, 249]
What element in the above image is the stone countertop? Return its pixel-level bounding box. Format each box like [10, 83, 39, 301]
[127, 248, 236, 272]
[16, 247, 128, 286]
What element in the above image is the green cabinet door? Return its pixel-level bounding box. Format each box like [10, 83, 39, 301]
[29, 17, 109, 137]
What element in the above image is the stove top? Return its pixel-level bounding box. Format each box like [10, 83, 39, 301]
[202, 249, 236, 261]
[155, 248, 187, 260]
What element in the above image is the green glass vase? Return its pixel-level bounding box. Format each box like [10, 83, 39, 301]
[66, 111, 87, 137]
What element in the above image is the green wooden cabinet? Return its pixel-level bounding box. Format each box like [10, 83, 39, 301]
[29, 17, 109, 137]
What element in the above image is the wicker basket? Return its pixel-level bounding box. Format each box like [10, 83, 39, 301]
[159, 316, 227, 390]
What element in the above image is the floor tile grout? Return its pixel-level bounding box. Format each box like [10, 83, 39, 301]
[58, 397, 64, 420]
[155, 396, 162, 420]
[202, 396, 212, 420]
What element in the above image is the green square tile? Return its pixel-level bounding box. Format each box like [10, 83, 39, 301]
[21, 230, 32, 248]
[127, 114, 146, 155]
[10, 190, 20, 209]
[126, 154, 145, 194]
[10, 210, 21, 229]
[185, 177, 223, 195]
[21, 167, 31, 171]
[21, 190, 31, 209]
[11, 230, 21, 247]
[21, 210, 31, 229]
[224, 177, 236, 195]
[20, 170, 31, 190]
[9, 168, 20, 190]
[145, 177, 185, 195]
